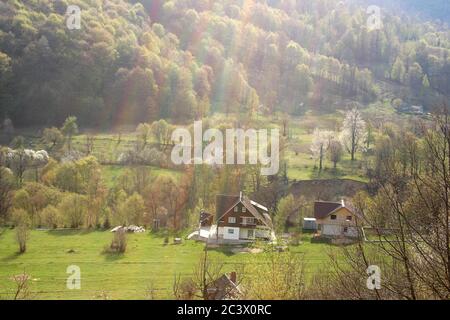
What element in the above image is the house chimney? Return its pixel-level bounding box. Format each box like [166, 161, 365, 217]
[229, 271, 237, 284]
[341, 199, 345, 207]
[239, 191, 242, 201]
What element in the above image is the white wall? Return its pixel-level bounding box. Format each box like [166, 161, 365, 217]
[223, 227, 240, 240]
[322, 224, 359, 238]
[322, 224, 342, 236]
[255, 229, 270, 239]
[218, 226, 271, 240]
[344, 226, 359, 238]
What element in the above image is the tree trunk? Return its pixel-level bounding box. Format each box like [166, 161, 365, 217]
[319, 145, 323, 172]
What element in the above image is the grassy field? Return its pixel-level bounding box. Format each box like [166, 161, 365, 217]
[10, 112, 374, 184]
[0, 229, 333, 300]
[101, 165, 183, 187]
[285, 114, 369, 182]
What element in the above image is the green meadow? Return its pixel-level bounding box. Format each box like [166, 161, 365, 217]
[0, 229, 332, 300]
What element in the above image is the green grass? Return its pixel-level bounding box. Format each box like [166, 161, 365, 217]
[101, 165, 182, 187]
[0, 230, 333, 300]
[282, 114, 370, 182]
[12, 113, 371, 184]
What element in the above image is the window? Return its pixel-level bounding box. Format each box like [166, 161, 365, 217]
[242, 217, 255, 225]
[234, 206, 238, 212]
[242, 207, 247, 213]
[228, 217, 236, 224]
[346, 216, 352, 221]
[330, 215, 337, 220]
[227, 229, 235, 234]
[343, 227, 348, 233]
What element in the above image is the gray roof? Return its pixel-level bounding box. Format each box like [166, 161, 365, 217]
[314, 201, 343, 219]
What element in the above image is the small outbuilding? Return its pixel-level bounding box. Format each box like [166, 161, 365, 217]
[303, 218, 317, 231]
[206, 271, 242, 300]
[199, 210, 213, 227]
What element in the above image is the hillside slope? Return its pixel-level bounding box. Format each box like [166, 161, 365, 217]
[0, 0, 449, 128]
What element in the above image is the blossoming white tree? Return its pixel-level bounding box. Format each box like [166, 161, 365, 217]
[5, 148, 49, 185]
[310, 128, 333, 172]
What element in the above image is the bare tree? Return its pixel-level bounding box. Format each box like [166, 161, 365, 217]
[173, 247, 243, 300]
[328, 139, 343, 169]
[42, 127, 64, 150]
[173, 274, 197, 300]
[85, 133, 95, 155]
[145, 279, 159, 300]
[136, 123, 151, 149]
[340, 107, 367, 161]
[330, 104, 450, 300]
[193, 248, 225, 300]
[280, 113, 289, 137]
[11, 273, 33, 300]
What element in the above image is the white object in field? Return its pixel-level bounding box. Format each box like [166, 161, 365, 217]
[110, 225, 146, 233]
[187, 231, 198, 240]
[110, 226, 123, 232]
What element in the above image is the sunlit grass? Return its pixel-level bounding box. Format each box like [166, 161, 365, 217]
[0, 230, 334, 299]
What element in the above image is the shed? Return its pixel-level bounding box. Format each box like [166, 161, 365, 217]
[303, 218, 317, 231]
[199, 210, 213, 227]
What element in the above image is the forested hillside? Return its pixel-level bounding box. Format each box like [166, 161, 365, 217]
[0, 0, 449, 127]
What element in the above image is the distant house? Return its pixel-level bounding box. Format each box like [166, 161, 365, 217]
[215, 193, 274, 241]
[314, 200, 360, 238]
[398, 104, 424, 115]
[410, 105, 424, 115]
[207, 271, 242, 300]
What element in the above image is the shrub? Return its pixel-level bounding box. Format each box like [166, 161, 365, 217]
[108, 229, 127, 253]
[16, 224, 29, 253]
[58, 194, 87, 228]
[11, 208, 29, 227]
[40, 205, 60, 229]
[102, 209, 111, 229]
